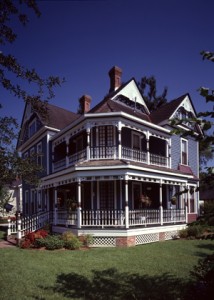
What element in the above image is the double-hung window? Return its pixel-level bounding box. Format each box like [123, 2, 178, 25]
[181, 139, 188, 165]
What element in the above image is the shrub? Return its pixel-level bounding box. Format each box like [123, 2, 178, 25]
[42, 235, 64, 250]
[79, 234, 94, 247]
[35, 238, 47, 248]
[208, 216, 214, 226]
[179, 228, 188, 239]
[187, 225, 203, 239]
[187, 253, 214, 299]
[61, 231, 74, 242]
[20, 239, 32, 249]
[64, 236, 82, 250]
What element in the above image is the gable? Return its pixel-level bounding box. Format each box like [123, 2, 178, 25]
[111, 79, 150, 114]
[171, 94, 197, 120]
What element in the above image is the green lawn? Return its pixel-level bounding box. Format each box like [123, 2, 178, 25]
[0, 239, 214, 300]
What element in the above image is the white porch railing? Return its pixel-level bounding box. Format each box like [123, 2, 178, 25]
[150, 153, 167, 166]
[122, 147, 147, 163]
[53, 158, 66, 172]
[56, 209, 77, 226]
[129, 209, 160, 226]
[82, 210, 125, 227]
[163, 209, 185, 223]
[90, 146, 118, 160]
[7, 211, 50, 238]
[68, 149, 87, 165]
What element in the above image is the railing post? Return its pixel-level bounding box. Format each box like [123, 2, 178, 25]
[54, 188, 58, 226]
[125, 179, 129, 229]
[159, 182, 163, 225]
[7, 217, 11, 237]
[77, 179, 82, 229]
[17, 212, 22, 245]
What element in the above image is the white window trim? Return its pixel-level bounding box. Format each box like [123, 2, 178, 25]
[181, 138, 188, 165]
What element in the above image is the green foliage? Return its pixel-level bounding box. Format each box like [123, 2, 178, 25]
[187, 225, 203, 238]
[61, 231, 74, 241]
[64, 236, 82, 250]
[79, 234, 94, 247]
[138, 76, 168, 112]
[178, 228, 188, 239]
[188, 253, 214, 299]
[0, 186, 12, 214]
[42, 235, 64, 251]
[0, 0, 64, 189]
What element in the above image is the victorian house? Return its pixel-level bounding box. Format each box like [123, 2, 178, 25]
[16, 66, 201, 247]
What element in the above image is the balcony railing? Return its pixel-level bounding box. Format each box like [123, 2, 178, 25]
[150, 153, 167, 166]
[122, 147, 147, 163]
[90, 146, 118, 160]
[68, 149, 87, 165]
[53, 146, 168, 172]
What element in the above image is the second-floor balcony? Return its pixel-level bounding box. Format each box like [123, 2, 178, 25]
[53, 145, 168, 172]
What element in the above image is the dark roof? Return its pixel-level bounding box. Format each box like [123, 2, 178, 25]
[150, 94, 187, 124]
[89, 98, 151, 122]
[42, 103, 80, 130]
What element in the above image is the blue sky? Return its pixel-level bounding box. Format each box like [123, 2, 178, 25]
[1, 1, 214, 137]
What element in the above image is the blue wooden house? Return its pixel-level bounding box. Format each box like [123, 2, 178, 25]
[16, 66, 201, 246]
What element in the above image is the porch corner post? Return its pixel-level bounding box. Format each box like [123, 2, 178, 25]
[159, 182, 163, 225]
[185, 185, 189, 223]
[54, 188, 58, 226]
[146, 131, 150, 165]
[125, 179, 129, 229]
[16, 212, 22, 245]
[118, 121, 122, 159]
[77, 179, 82, 229]
[86, 125, 91, 160]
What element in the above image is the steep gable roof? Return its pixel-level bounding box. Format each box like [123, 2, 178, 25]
[150, 94, 187, 124]
[42, 103, 79, 129]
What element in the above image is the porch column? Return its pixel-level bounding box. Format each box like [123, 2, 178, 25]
[77, 179, 82, 229]
[168, 139, 172, 168]
[185, 185, 188, 223]
[159, 182, 163, 225]
[146, 131, 150, 164]
[54, 188, 58, 226]
[86, 125, 91, 160]
[125, 179, 129, 229]
[66, 137, 69, 167]
[118, 121, 122, 159]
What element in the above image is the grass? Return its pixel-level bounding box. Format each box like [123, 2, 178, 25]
[0, 239, 214, 299]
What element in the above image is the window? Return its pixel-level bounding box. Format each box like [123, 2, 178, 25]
[132, 132, 141, 150]
[37, 143, 42, 166]
[181, 139, 188, 165]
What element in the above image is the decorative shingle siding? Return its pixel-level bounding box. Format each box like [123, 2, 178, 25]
[171, 134, 181, 169]
[188, 138, 198, 176]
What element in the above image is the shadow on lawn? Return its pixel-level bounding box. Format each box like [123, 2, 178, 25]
[45, 268, 189, 300]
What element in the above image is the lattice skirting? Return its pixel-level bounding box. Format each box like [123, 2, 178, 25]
[135, 233, 159, 245]
[92, 237, 116, 247]
[91, 231, 179, 247]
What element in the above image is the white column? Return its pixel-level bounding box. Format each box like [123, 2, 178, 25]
[17, 212, 22, 243]
[146, 131, 150, 165]
[118, 121, 122, 159]
[185, 185, 188, 223]
[159, 182, 163, 225]
[77, 179, 82, 229]
[125, 179, 129, 229]
[66, 137, 69, 167]
[86, 125, 91, 160]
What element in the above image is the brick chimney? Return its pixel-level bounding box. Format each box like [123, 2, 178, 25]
[108, 66, 122, 92]
[79, 95, 91, 114]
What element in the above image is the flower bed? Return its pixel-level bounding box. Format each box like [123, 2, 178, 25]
[20, 230, 93, 251]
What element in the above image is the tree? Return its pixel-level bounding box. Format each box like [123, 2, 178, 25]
[0, 0, 63, 188]
[138, 76, 168, 112]
[0, 186, 12, 216]
[171, 51, 214, 189]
